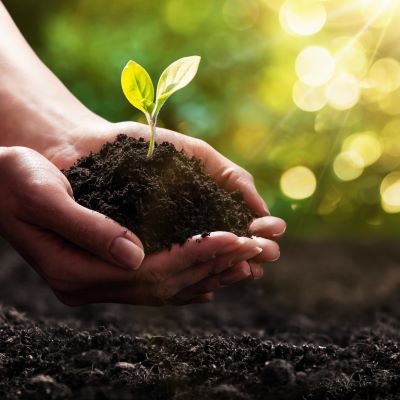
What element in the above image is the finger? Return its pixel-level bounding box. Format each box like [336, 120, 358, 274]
[145, 232, 261, 276]
[218, 168, 268, 217]
[250, 216, 286, 239]
[23, 189, 145, 271]
[172, 261, 252, 303]
[249, 236, 280, 263]
[248, 262, 264, 281]
[219, 261, 253, 285]
[8, 220, 138, 290]
[195, 144, 269, 217]
[163, 246, 261, 296]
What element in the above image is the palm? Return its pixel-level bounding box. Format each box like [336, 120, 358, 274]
[47, 120, 285, 304]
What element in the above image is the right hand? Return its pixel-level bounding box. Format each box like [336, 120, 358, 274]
[0, 146, 279, 306]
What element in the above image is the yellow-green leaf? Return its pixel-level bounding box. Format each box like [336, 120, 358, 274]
[121, 60, 154, 114]
[154, 56, 201, 117]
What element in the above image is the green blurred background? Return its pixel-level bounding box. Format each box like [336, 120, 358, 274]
[4, 0, 400, 239]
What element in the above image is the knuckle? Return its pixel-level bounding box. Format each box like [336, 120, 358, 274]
[194, 137, 209, 149]
[246, 172, 255, 183]
[239, 169, 254, 183]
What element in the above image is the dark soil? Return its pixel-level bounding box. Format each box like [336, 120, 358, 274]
[2, 239, 400, 399]
[63, 135, 255, 253]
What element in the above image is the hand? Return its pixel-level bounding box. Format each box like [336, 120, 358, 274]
[0, 146, 274, 306]
[47, 120, 286, 294]
[0, 0, 284, 304]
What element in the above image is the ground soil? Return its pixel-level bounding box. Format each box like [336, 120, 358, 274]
[1, 238, 400, 399]
[63, 135, 255, 253]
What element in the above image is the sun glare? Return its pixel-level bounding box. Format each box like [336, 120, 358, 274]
[295, 46, 335, 87]
[280, 0, 400, 116]
[268, 0, 400, 220]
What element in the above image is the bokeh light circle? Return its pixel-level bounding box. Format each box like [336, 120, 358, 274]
[280, 166, 317, 200]
[280, 0, 327, 36]
[296, 46, 335, 87]
[368, 58, 400, 94]
[292, 80, 327, 112]
[325, 73, 360, 110]
[379, 88, 400, 116]
[380, 172, 400, 214]
[333, 37, 368, 78]
[333, 151, 364, 181]
[382, 119, 400, 157]
[343, 132, 382, 166]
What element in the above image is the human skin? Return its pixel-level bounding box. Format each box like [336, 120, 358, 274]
[0, 3, 286, 306]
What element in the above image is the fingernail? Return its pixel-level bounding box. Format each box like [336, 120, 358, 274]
[230, 247, 263, 265]
[271, 251, 281, 262]
[251, 265, 263, 280]
[110, 237, 145, 270]
[272, 225, 287, 238]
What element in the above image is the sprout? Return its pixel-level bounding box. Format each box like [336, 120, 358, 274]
[121, 56, 201, 159]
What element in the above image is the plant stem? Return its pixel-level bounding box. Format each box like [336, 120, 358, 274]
[146, 115, 156, 159]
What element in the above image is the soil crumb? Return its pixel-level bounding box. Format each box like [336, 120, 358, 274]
[64, 134, 256, 253]
[2, 239, 400, 399]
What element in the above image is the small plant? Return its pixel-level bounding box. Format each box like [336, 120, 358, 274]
[121, 56, 201, 159]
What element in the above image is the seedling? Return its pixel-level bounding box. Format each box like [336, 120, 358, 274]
[121, 56, 201, 159]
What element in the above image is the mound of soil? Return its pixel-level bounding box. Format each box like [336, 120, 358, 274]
[64, 134, 255, 253]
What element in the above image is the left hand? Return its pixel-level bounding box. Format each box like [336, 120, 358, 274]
[47, 120, 286, 296]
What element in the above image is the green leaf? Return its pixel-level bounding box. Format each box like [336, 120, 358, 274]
[121, 60, 154, 114]
[153, 56, 201, 117]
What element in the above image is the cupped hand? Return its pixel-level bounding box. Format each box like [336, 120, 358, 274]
[0, 146, 278, 306]
[48, 120, 287, 287]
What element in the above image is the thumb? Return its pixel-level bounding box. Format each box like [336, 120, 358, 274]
[37, 194, 145, 271]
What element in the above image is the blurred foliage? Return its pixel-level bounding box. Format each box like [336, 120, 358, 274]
[4, 0, 400, 238]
